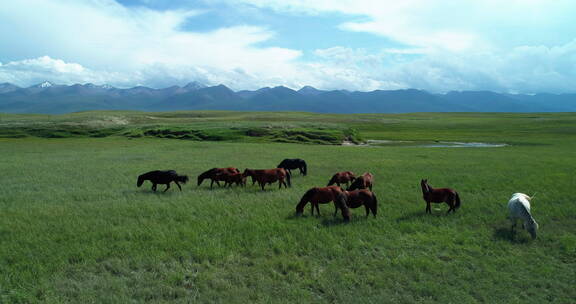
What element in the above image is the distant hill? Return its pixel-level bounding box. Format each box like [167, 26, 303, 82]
[1, 81, 575, 114]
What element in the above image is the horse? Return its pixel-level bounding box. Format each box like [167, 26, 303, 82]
[242, 168, 291, 190]
[137, 170, 189, 192]
[219, 172, 246, 187]
[420, 179, 461, 214]
[197, 167, 240, 188]
[508, 193, 538, 239]
[327, 171, 356, 187]
[295, 186, 344, 216]
[334, 189, 378, 221]
[347, 172, 373, 191]
[277, 158, 307, 176]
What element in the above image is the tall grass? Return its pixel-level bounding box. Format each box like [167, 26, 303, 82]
[0, 112, 575, 302]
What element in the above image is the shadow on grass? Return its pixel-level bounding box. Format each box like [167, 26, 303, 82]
[395, 211, 428, 222]
[320, 217, 350, 227]
[493, 227, 532, 244]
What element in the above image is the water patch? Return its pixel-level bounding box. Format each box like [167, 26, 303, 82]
[344, 139, 507, 148]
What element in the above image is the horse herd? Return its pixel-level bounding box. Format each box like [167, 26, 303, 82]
[136, 158, 539, 239]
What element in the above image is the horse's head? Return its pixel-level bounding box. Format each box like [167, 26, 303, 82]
[420, 179, 429, 193]
[137, 175, 144, 187]
[242, 168, 252, 177]
[527, 220, 539, 239]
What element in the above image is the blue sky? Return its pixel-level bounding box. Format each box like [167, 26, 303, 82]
[1, 0, 576, 93]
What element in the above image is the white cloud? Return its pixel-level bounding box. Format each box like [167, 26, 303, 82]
[0, 0, 303, 88]
[1, 0, 576, 93]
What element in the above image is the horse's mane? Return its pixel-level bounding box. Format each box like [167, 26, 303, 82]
[199, 168, 218, 178]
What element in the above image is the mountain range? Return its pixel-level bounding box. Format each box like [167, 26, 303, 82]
[1, 81, 575, 114]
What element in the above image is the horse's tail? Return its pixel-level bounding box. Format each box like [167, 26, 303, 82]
[335, 192, 351, 222]
[302, 161, 307, 176]
[177, 174, 189, 184]
[371, 193, 378, 216]
[285, 169, 291, 187]
[455, 192, 461, 210]
[296, 188, 317, 214]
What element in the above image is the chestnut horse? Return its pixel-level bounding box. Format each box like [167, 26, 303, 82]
[420, 179, 461, 214]
[137, 170, 189, 192]
[347, 172, 373, 191]
[295, 186, 344, 216]
[243, 168, 291, 190]
[220, 172, 246, 187]
[327, 171, 356, 187]
[197, 167, 240, 188]
[335, 189, 378, 221]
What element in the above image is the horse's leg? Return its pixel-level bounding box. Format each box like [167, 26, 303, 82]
[315, 203, 320, 216]
[426, 201, 431, 213]
[152, 183, 157, 192]
[333, 202, 338, 217]
[310, 203, 314, 215]
[175, 181, 182, 191]
[164, 183, 170, 192]
[260, 181, 265, 191]
[446, 200, 454, 214]
[364, 204, 370, 217]
[210, 179, 214, 189]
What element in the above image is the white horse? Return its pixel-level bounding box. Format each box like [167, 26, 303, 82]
[507, 193, 538, 239]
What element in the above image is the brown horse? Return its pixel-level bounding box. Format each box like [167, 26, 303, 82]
[197, 167, 240, 188]
[335, 189, 378, 221]
[420, 179, 461, 214]
[243, 168, 291, 190]
[347, 172, 373, 191]
[327, 171, 356, 187]
[220, 172, 246, 187]
[295, 186, 344, 216]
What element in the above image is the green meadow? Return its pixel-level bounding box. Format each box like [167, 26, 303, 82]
[0, 111, 575, 303]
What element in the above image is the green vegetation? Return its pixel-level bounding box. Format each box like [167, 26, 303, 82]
[0, 111, 575, 303]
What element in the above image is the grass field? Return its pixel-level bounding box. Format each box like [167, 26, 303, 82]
[1, 111, 575, 303]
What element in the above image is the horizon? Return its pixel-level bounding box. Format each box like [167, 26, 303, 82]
[1, 1, 576, 94]
[2, 80, 575, 96]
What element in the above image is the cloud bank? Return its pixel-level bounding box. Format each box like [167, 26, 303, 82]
[1, 0, 576, 93]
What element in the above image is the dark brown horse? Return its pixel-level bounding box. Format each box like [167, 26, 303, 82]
[347, 172, 373, 191]
[277, 158, 307, 176]
[335, 189, 378, 221]
[420, 179, 461, 214]
[327, 171, 356, 187]
[137, 170, 189, 192]
[295, 186, 344, 216]
[197, 167, 240, 188]
[220, 172, 246, 187]
[243, 168, 291, 190]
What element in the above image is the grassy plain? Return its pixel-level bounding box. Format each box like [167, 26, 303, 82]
[0, 111, 575, 303]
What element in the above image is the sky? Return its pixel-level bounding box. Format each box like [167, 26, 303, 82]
[1, 0, 576, 93]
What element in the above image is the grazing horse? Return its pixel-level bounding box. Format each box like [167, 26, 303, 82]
[197, 167, 240, 188]
[347, 172, 373, 191]
[327, 171, 356, 187]
[508, 193, 538, 239]
[137, 170, 189, 192]
[420, 179, 461, 214]
[277, 158, 307, 176]
[335, 189, 378, 221]
[295, 186, 344, 216]
[243, 168, 291, 190]
[220, 172, 246, 187]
